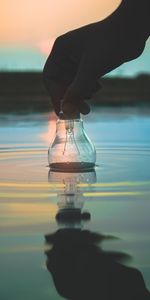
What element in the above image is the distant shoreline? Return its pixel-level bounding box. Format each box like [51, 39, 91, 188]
[0, 72, 150, 113]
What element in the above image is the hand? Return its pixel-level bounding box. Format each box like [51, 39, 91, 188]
[43, 0, 149, 116]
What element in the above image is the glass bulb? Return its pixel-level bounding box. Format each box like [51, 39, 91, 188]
[48, 116, 96, 171]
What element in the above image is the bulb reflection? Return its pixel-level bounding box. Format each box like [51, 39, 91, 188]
[48, 169, 96, 225]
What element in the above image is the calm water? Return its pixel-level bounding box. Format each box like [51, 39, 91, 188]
[0, 107, 150, 299]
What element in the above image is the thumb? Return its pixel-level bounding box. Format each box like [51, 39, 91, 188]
[62, 47, 102, 115]
[62, 87, 91, 115]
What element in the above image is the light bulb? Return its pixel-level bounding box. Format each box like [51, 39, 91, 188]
[48, 114, 96, 171]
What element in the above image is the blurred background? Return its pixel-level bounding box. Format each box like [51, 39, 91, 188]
[0, 0, 150, 74]
[0, 0, 150, 114]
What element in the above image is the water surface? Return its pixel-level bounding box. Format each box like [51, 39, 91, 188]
[0, 107, 150, 299]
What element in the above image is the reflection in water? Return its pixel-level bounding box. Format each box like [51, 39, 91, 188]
[45, 229, 150, 300]
[46, 170, 150, 299]
[48, 169, 96, 222]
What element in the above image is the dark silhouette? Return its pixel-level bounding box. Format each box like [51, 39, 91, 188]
[45, 229, 150, 300]
[1, 72, 150, 114]
[43, 0, 150, 116]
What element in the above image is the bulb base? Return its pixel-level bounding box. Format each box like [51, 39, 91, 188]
[59, 111, 80, 120]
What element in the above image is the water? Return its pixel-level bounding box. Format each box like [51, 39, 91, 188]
[0, 107, 150, 299]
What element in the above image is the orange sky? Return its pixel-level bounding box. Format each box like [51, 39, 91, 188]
[1, 0, 121, 49]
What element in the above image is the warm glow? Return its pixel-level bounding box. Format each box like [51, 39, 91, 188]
[1, 0, 121, 46]
[41, 111, 57, 144]
[0, 202, 57, 231]
[78, 181, 150, 188]
[0, 150, 44, 157]
[36, 38, 55, 55]
[0, 182, 64, 188]
[0, 192, 57, 198]
[83, 191, 146, 197]
[6, 202, 57, 216]
[0, 190, 149, 199]
[0, 181, 150, 189]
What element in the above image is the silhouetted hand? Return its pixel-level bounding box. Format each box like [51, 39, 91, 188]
[43, 0, 150, 116]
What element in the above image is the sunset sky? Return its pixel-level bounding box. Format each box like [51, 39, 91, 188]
[1, 0, 121, 44]
[0, 0, 150, 75]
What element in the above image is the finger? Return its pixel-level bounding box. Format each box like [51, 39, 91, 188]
[78, 101, 91, 115]
[62, 100, 90, 116]
[46, 80, 68, 116]
[43, 36, 79, 115]
[62, 45, 104, 115]
[63, 35, 145, 116]
[62, 36, 129, 113]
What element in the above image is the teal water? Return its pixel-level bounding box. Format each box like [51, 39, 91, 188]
[0, 107, 150, 299]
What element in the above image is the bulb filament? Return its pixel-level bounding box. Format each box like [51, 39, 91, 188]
[63, 120, 80, 155]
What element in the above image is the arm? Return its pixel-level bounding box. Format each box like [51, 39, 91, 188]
[43, 0, 150, 116]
